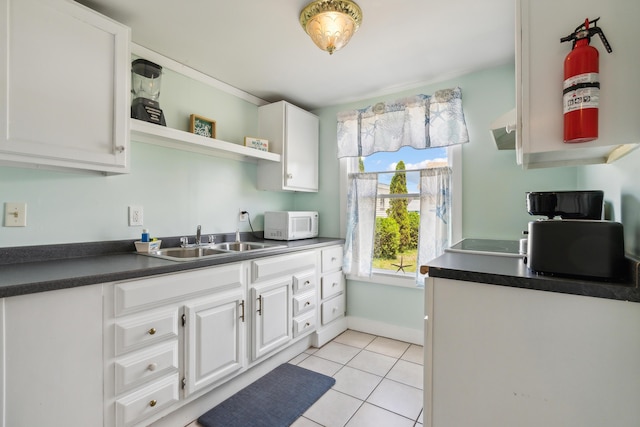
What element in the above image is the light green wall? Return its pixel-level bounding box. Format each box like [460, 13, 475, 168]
[0, 67, 294, 247]
[578, 149, 640, 257]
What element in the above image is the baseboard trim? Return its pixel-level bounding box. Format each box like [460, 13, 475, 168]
[346, 316, 424, 345]
[312, 317, 348, 347]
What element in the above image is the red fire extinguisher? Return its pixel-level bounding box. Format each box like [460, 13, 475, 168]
[560, 18, 612, 143]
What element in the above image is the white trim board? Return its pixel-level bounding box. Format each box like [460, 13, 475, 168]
[347, 316, 424, 346]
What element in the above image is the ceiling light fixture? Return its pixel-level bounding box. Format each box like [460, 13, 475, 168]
[300, 0, 362, 55]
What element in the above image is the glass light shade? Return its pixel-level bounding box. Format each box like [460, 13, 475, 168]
[305, 11, 356, 54]
[300, 0, 362, 55]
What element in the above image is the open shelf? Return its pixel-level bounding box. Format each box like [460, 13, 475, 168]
[130, 119, 281, 163]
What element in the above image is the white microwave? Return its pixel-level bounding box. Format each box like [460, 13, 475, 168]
[264, 211, 318, 241]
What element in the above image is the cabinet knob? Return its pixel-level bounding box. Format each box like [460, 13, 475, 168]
[115, 145, 125, 153]
[304, 280, 310, 286]
[332, 307, 337, 313]
[147, 363, 157, 371]
[331, 257, 337, 262]
[332, 282, 338, 287]
[148, 328, 157, 335]
[149, 399, 157, 407]
[287, 173, 293, 179]
[305, 322, 310, 327]
[304, 301, 311, 306]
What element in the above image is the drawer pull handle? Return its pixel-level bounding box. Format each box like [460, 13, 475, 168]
[332, 282, 338, 287]
[148, 328, 157, 335]
[257, 295, 263, 316]
[240, 300, 245, 322]
[304, 301, 311, 306]
[305, 322, 310, 327]
[147, 363, 157, 372]
[332, 307, 337, 313]
[304, 280, 310, 286]
[149, 399, 157, 407]
[331, 257, 337, 261]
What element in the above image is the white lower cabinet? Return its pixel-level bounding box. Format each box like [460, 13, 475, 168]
[315, 246, 347, 347]
[251, 279, 292, 360]
[425, 277, 640, 427]
[1, 284, 104, 427]
[105, 263, 245, 427]
[103, 247, 337, 427]
[183, 288, 246, 397]
[249, 250, 317, 361]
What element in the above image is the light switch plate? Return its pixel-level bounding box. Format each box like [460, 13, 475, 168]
[4, 202, 27, 227]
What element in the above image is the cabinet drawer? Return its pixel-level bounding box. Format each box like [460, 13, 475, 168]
[115, 373, 179, 427]
[293, 271, 316, 294]
[114, 263, 244, 315]
[293, 311, 316, 337]
[251, 251, 316, 283]
[115, 341, 179, 394]
[321, 270, 344, 299]
[321, 246, 343, 273]
[115, 308, 179, 355]
[321, 294, 345, 325]
[293, 291, 316, 316]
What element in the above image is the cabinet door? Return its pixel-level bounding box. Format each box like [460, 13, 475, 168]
[284, 103, 319, 191]
[517, 0, 640, 168]
[257, 101, 319, 192]
[0, 0, 130, 173]
[251, 279, 292, 360]
[183, 288, 246, 397]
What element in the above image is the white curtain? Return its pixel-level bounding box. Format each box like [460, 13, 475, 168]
[343, 173, 378, 277]
[336, 87, 469, 158]
[417, 167, 452, 285]
[343, 168, 452, 285]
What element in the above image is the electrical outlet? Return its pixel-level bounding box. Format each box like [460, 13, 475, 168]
[129, 206, 144, 226]
[4, 202, 27, 227]
[239, 210, 248, 222]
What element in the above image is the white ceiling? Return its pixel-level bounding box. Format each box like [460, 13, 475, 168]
[78, 0, 516, 111]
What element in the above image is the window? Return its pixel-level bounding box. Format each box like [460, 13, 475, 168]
[341, 145, 461, 287]
[368, 146, 446, 277]
[337, 88, 467, 287]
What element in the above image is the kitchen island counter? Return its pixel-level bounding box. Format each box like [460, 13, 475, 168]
[0, 237, 344, 298]
[425, 249, 640, 303]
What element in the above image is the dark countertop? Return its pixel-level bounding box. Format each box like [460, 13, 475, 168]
[426, 247, 640, 303]
[0, 236, 344, 298]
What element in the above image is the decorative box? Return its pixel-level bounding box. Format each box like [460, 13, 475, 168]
[244, 137, 269, 152]
[134, 240, 162, 253]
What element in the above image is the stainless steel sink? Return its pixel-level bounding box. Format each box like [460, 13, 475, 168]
[139, 241, 285, 262]
[211, 241, 285, 252]
[143, 246, 232, 262]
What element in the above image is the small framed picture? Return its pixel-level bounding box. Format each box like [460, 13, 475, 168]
[244, 137, 269, 152]
[189, 114, 216, 138]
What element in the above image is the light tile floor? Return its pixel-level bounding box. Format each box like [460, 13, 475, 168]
[189, 330, 424, 427]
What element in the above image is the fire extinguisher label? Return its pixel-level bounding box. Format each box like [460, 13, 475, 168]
[563, 72, 599, 114]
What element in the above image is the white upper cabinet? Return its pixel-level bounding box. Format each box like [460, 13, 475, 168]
[0, 0, 130, 174]
[257, 101, 319, 192]
[516, 0, 639, 169]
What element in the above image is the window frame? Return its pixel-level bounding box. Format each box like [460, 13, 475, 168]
[339, 144, 462, 287]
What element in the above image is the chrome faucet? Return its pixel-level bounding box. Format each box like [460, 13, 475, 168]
[196, 225, 202, 246]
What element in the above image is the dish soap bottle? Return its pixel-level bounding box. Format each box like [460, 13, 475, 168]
[141, 229, 150, 242]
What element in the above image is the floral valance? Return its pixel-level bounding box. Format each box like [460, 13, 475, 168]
[336, 87, 469, 158]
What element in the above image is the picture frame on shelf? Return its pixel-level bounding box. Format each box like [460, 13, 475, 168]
[189, 114, 216, 138]
[244, 136, 269, 152]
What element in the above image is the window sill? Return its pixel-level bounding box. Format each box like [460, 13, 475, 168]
[346, 272, 423, 288]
